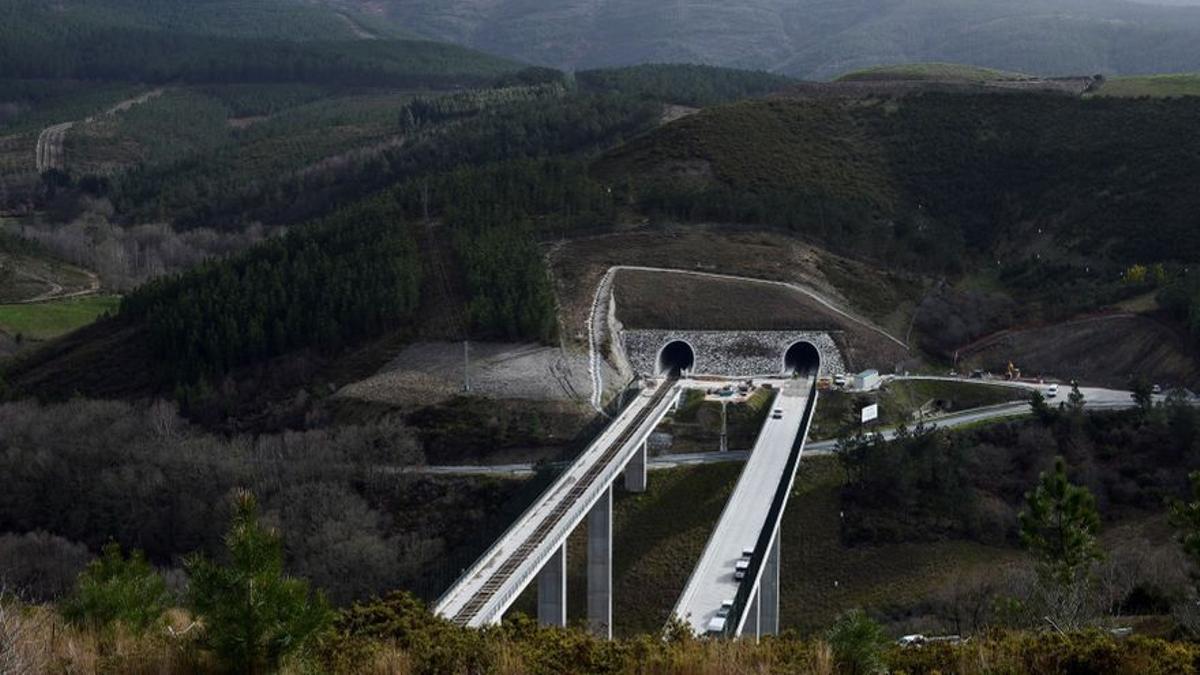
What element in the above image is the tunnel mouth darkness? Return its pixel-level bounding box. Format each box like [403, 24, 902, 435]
[783, 341, 821, 377]
[656, 340, 696, 377]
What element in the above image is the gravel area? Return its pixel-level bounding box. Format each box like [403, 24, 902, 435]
[336, 341, 596, 406]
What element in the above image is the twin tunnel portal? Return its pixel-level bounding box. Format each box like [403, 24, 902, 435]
[657, 339, 822, 378]
[435, 337, 828, 640]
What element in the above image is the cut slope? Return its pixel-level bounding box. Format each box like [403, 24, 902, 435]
[958, 314, 1200, 389]
[612, 269, 908, 371]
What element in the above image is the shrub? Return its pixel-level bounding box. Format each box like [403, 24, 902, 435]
[826, 609, 889, 675]
[60, 542, 169, 632]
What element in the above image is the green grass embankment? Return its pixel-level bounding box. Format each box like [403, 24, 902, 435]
[1094, 74, 1200, 98]
[0, 295, 119, 341]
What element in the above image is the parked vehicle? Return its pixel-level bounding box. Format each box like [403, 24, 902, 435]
[1047, 384, 1059, 398]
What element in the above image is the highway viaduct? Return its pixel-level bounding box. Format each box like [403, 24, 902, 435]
[433, 335, 829, 639]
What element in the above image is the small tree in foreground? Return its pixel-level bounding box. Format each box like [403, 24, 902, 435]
[1019, 457, 1103, 630]
[187, 491, 332, 675]
[826, 609, 889, 675]
[61, 542, 169, 633]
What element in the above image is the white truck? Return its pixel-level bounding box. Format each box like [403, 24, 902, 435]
[706, 600, 735, 634]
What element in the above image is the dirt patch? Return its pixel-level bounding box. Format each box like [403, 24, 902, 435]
[959, 314, 1200, 389]
[660, 104, 700, 125]
[336, 341, 593, 406]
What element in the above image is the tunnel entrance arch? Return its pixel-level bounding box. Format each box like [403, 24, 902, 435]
[656, 340, 696, 377]
[782, 341, 821, 377]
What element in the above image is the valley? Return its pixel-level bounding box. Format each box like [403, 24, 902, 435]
[2, 2, 1200, 670]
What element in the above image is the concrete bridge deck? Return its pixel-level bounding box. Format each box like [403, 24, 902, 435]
[673, 374, 817, 636]
[434, 376, 683, 629]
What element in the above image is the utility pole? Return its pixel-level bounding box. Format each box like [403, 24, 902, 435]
[463, 339, 471, 392]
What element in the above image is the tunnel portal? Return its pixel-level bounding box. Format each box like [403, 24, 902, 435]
[783, 341, 821, 377]
[656, 340, 696, 377]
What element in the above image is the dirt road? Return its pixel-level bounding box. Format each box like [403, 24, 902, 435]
[15, 267, 101, 304]
[34, 88, 164, 174]
[35, 122, 73, 173]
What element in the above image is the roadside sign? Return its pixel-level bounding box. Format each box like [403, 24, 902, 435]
[861, 403, 879, 424]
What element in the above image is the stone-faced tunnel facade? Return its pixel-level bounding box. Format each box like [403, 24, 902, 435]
[622, 330, 846, 379]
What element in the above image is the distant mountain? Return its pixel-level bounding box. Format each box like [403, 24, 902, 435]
[334, 0, 1200, 79]
[0, 0, 522, 87]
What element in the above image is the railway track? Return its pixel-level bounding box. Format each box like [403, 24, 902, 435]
[451, 376, 679, 625]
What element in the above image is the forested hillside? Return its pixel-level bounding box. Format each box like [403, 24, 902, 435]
[597, 93, 1200, 319]
[348, 0, 1200, 79]
[0, 0, 519, 87]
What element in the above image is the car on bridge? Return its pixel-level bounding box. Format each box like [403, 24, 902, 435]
[706, 600, 734, 634]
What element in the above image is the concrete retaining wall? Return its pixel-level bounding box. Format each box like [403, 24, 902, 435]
[622, 330, 846, 378]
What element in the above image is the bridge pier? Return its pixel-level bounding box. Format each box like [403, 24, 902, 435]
[625, 441, 647, 493]
[744, 589, 760, 640]
[760, 528, 780, 636]
[537, 544, 567, 627]
[588, 485, 613, 638]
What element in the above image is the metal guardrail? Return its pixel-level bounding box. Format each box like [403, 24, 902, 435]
[437, 377, 681, 626]
[723, 376, 819, 638]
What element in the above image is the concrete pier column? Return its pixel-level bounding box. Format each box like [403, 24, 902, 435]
[625, 440, 647, 492]
[588, 485, 613, 638]
[761, 527, 780, 635]
[537, 544, 566, 627]
[744, 588, 760, 640]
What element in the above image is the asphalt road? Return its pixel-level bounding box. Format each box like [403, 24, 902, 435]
[411, 378, 1152, 476]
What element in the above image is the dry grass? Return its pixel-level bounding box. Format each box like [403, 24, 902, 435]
[0, 600, 209, 674]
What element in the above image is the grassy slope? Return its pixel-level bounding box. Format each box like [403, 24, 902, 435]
[1095, 74, 1200, 97]
[837, 62, 1033, 82]
[0, 295, 119, 341]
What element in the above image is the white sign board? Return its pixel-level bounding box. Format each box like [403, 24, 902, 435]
[860, 403, 879, 424]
